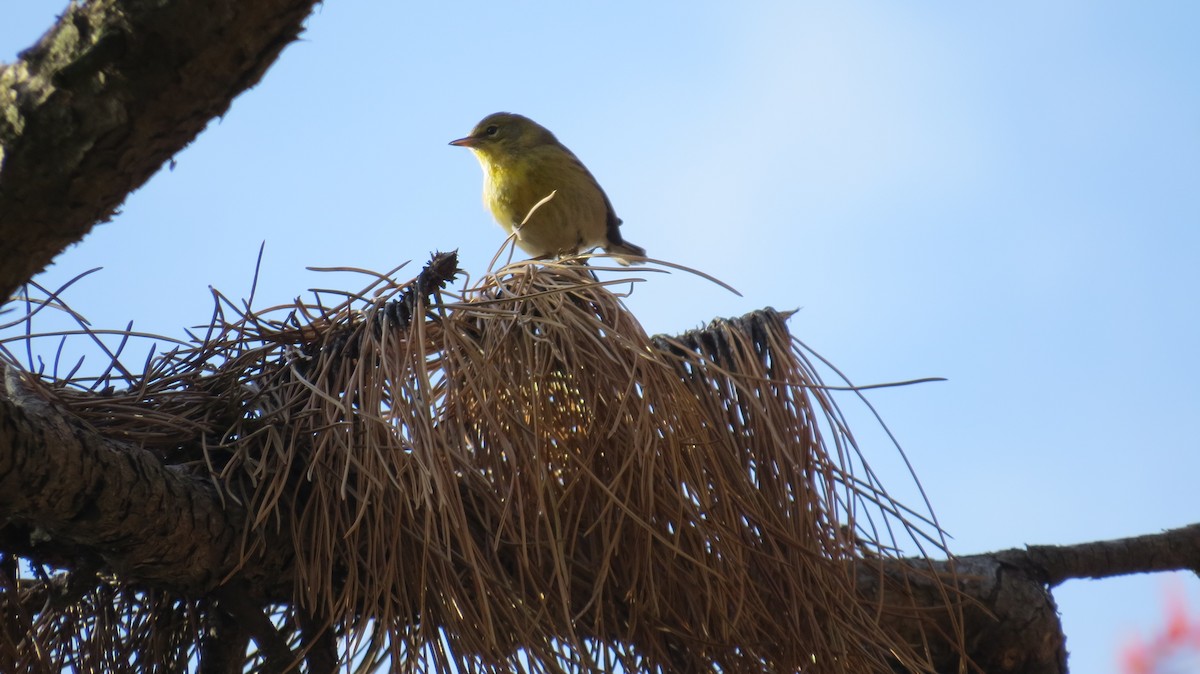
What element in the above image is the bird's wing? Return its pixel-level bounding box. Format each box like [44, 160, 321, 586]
[601, 189, 626, 244]
[564, 147, 627, 245]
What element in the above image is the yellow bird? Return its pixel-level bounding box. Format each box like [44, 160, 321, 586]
[450, 112, 646, 265]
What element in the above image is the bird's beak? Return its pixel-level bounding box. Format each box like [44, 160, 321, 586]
[448, 136, 478, 148]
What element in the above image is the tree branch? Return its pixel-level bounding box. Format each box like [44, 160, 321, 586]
[866, 555, 1068, 674]
[0, 361, 291, 598]
[4, 351, 1193, 672]
[0, 0, 321, 301]
[199, 602, 252, 674]
[212, 586, 300, 673]
[995, 524, 1200, 586]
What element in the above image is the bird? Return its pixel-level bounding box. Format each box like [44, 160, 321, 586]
[449, 112, 646, 265]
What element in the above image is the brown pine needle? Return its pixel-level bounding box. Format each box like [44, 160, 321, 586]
[3, 254, 961, 674]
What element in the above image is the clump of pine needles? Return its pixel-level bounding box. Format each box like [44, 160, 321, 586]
[1, 252, 961, 673]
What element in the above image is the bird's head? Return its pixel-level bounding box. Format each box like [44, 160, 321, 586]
[449, 112, 559, 160]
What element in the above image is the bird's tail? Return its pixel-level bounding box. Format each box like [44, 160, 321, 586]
[605, 240, 647, 266]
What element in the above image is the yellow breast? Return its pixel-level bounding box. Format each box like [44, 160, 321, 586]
[475, 148, 608, 258]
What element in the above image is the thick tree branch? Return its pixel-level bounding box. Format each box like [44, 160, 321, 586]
[0, 361, 291, 598]
[0, 0, 322, 301]
[903, 526, 1200, 672]
[4, 350, 1197, 672]
[868, 556, 1068, 674]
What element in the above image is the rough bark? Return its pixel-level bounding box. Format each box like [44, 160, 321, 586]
[866, 556, 1068, 673]
[0, 0, 321, 302]
[0, 361, 292, 598]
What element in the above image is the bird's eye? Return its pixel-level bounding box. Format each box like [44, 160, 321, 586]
[484, 125, 499, 136]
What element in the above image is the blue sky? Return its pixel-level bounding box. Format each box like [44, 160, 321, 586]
[4, 3, 1199, 672]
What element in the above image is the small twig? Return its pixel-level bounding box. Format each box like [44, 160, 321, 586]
[376, 251, 461, 328]
[997, 522, 1200, 586]
[212, 586, 298, 673]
